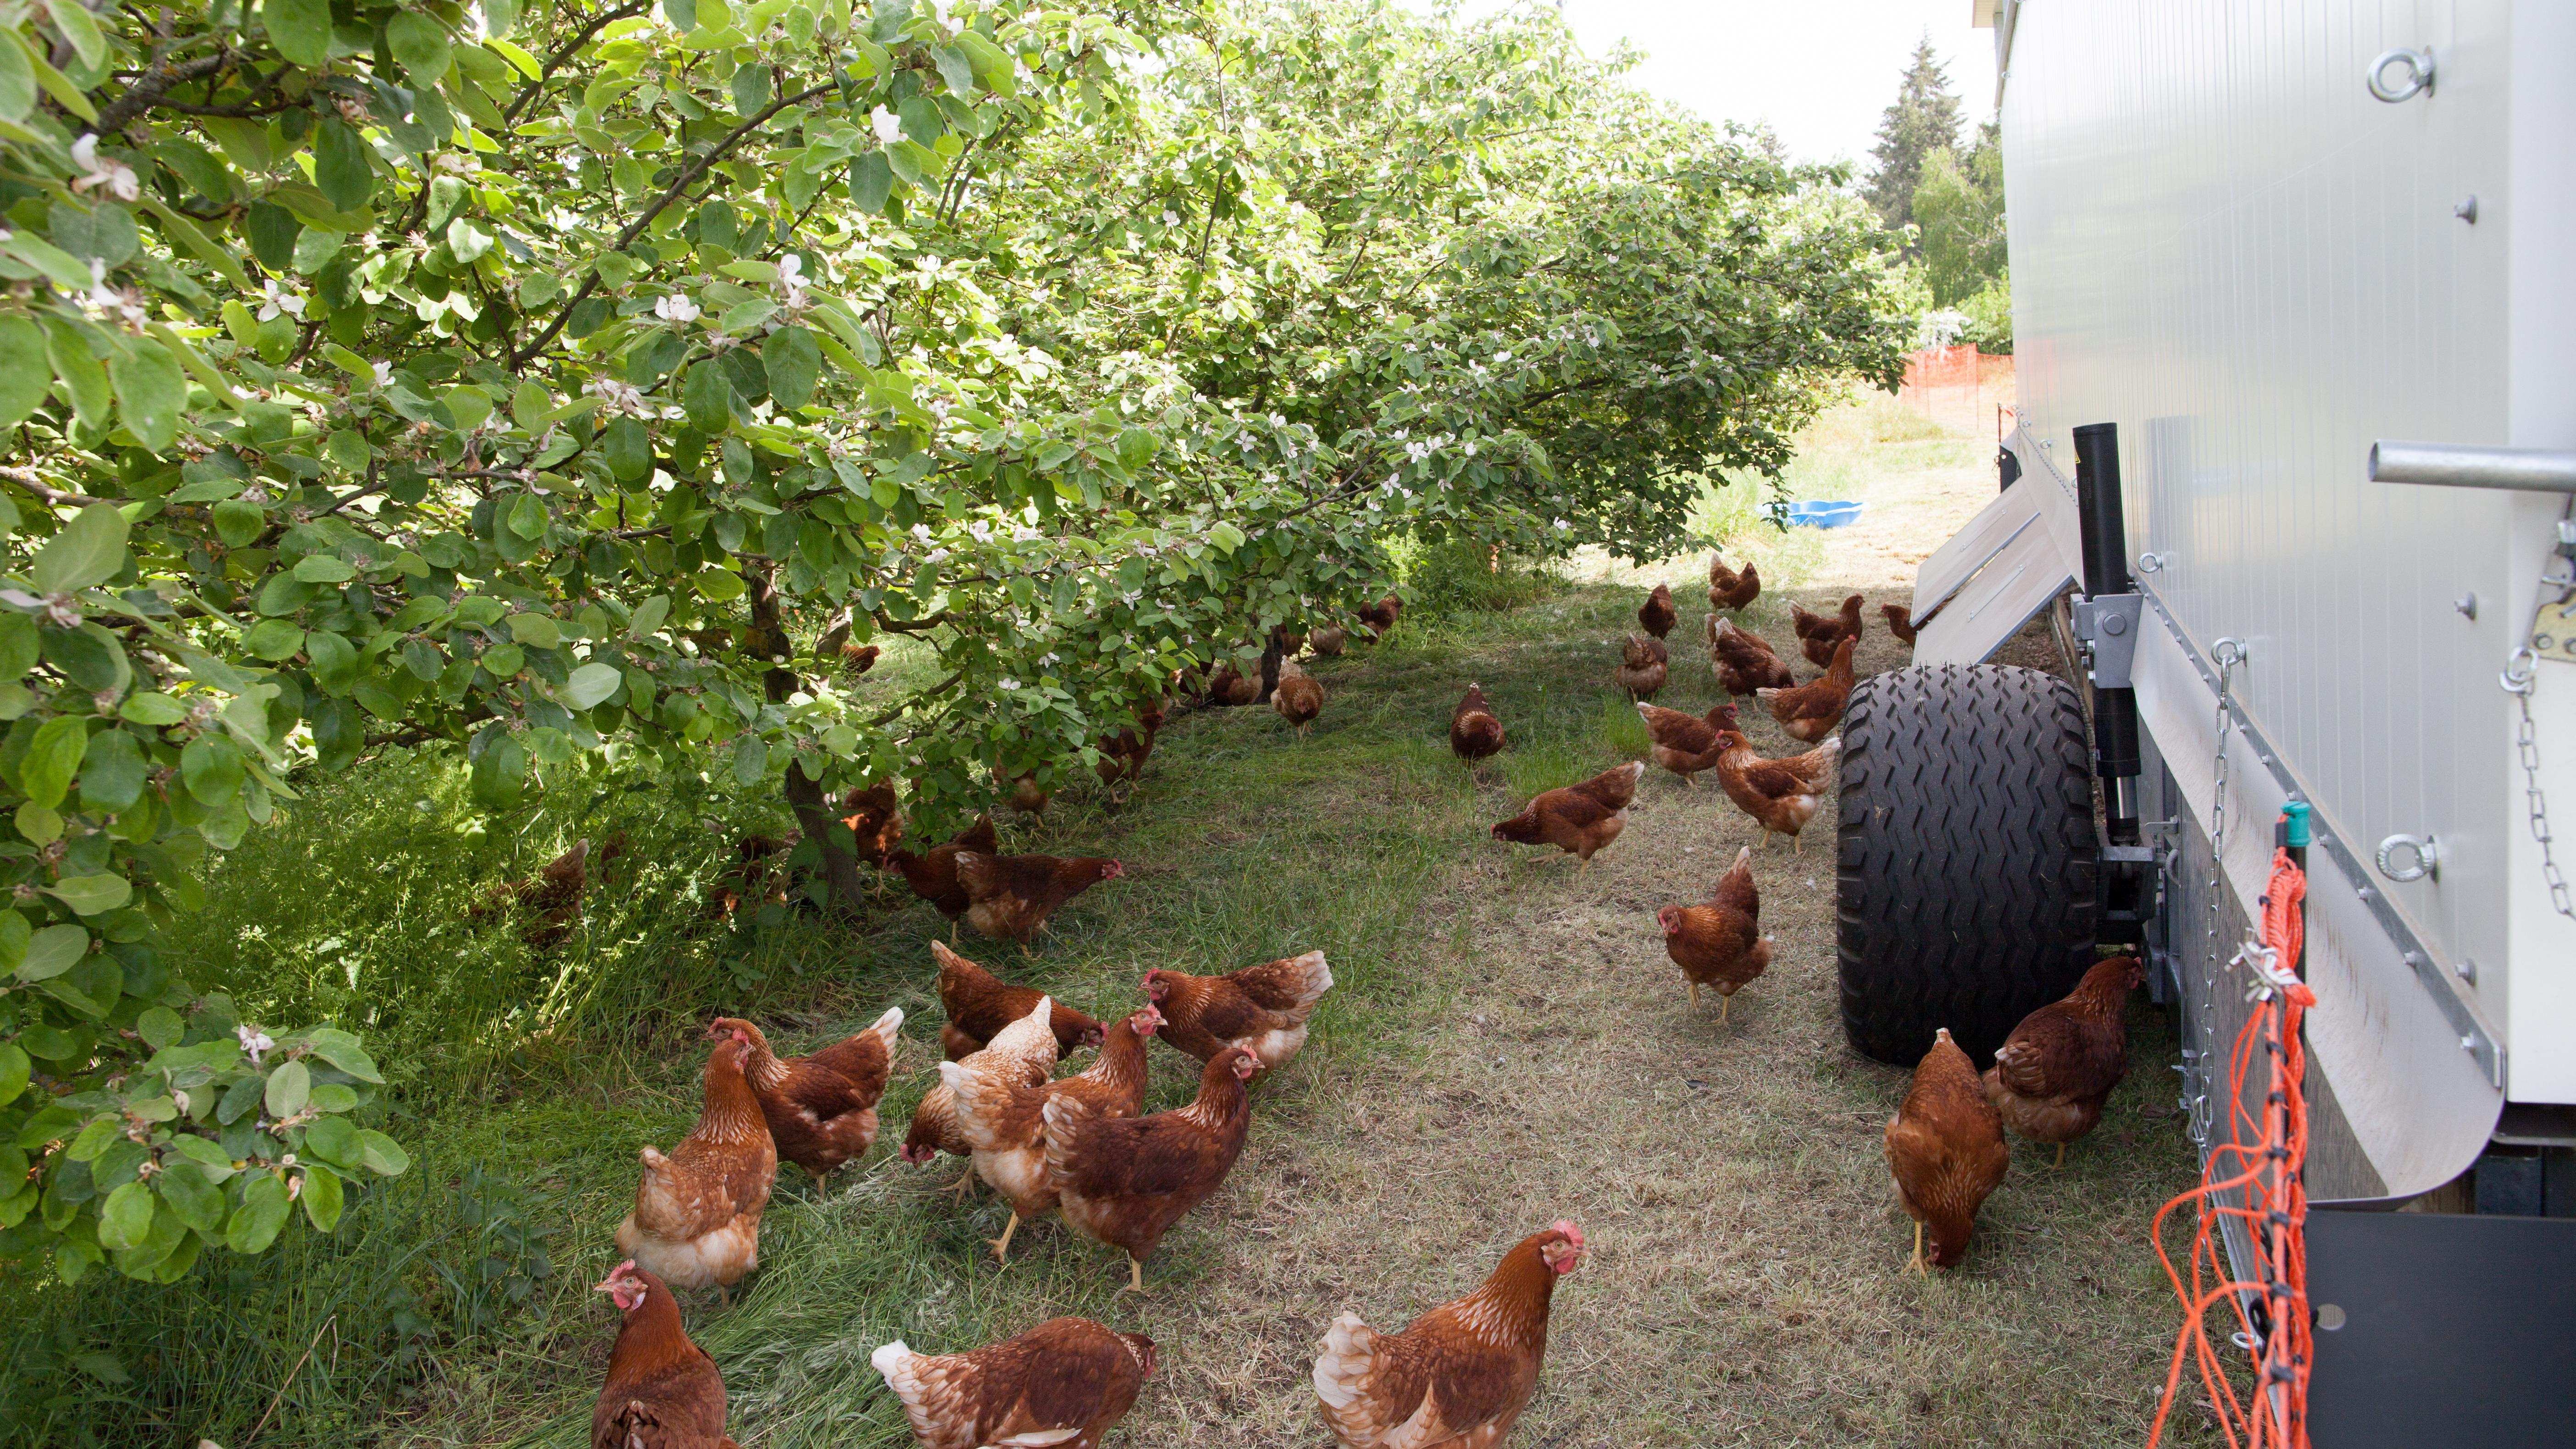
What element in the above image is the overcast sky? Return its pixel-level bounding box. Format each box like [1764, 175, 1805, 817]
[1425, 1, 2001, 167]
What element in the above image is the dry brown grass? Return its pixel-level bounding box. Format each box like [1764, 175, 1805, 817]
[1090, 400, 2221, 1448]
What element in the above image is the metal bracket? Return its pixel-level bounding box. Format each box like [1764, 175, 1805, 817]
[2070, 592, 2145, 688]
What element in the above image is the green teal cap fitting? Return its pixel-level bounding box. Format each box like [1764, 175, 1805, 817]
[2282, 800, 2312, 847]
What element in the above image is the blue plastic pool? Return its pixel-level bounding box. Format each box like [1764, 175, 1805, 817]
[1787, 500, 1865, 528]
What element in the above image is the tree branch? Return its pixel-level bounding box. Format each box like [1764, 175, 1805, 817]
[93, 49, 235, 134]
[0, 467, 113, 509]
[500, 0, 655, 129]
[508, 83, 832, 368]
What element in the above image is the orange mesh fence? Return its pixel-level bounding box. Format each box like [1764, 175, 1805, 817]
[2148, 843, 2313, 1449]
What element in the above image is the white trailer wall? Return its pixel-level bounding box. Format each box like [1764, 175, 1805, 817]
[2000, 2, 2576, 1125]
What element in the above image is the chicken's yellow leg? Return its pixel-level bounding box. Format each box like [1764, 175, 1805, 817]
[1125, 1256, 1146, 1294]
[988, 1211, 1021, 1263]
[1720, 994, 1731, 1024]
[942, 1170, 977, 1200]
[1688, 980, 1701, 1009]
[2053, 1142, 2067, 1171]
[1906, 1221, 1927, 1275]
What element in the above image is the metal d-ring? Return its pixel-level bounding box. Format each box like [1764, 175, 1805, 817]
[2367, 47, 2436, 103]
[2376, 834, 2441, 883]
[2502, 644, 2538, 695]
[2137, 552, 2166, 574]
[2213, 636, 2246, 668]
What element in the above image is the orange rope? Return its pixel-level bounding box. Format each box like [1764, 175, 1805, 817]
[2148, 843, 2311, 1448]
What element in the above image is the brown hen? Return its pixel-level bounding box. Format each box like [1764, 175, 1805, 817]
[1756, 635, 1856, 743]
[1490, 761, 1645, 866]
[1356, 593, 1404, 640]
[590, 1260, 738, 1449]
[1637, 583, 1678, 638]
[1044, 1047, 1258, 1292]
[836, 781, 906, 867]
[1708, 555, 1761, 612]
[1636, 701, 1741, 786]
[1710, 730, 1838, 851]
[1659, 845, 1771, 1020]
[1312, 1222, 1585, 1449]
[713, 1008, 901, 1184]
[1450, 683, 1506, 761]
[1707, 616, 1797, 695]
[1790, 593, 1865, 670]
[1274, 658, 1325, 738]
[1881, 602, 1920, 646]
[887, 816, 999, 939]
[945, 1001, 1160, 1261]
[1886, 1027, 2010, 1271]
[953, 851, 1124, 952]
[1144, 949, 1335, 1071]
[873, 1318, 1154, 1449]
[1982, 955, 2144, 1167]
[931, 939, 1106, 1060]
[1613, 633, 1669, 700]
[614, 1038, 777, 1295]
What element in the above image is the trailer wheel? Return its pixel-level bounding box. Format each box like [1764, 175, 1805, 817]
[1835, 664, 2099, 1066]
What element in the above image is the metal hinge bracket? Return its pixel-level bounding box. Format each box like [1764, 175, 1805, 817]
[2071, 593, 2145, 688]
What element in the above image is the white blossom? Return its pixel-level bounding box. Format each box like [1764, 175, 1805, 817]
[870, 106, 903, 145]
[998, 677, 1021, 690]
[236, 1026, 276, 1063]
[256, 278, 306, 322]
[68, 134, 139, 202]
[654, 293, 701, 323]
[371, 361, 394, 387]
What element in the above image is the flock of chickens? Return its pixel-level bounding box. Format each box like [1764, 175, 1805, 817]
[585, 557, 2148, 1448]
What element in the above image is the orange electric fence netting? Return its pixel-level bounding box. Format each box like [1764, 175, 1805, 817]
[2147, 843, 2313, 1449]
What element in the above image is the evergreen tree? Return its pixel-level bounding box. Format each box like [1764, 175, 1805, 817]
[1865, 36, 1966, 230]
[1917, 120, 2009, 303]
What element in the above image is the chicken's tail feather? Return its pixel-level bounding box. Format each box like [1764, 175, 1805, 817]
[1312, 1312, 1380, 1415]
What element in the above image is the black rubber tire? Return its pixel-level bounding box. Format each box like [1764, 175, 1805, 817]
[1835, 664, 2098, 1067]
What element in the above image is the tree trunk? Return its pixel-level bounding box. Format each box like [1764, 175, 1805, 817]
[1257, 631, 1286, 704]
[746, 559, 867, 917]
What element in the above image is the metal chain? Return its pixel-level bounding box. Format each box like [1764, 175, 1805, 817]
[2189, 637, 2245, 1149]
[2503, 646, 2576, 921]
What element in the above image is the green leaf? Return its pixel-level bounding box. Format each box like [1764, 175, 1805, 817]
[227, 1173, 289, 1253]
[730, 62, 772, 116]
[157, 1160, 225, 1232]
[355, 1128, 409, 1177]
[76, 725, 145, 811]
[301, 1028, 382, 1083]
[305, 629, 358, 694]
[180, 736, 245, 805]
[506, 492, 548, 539]
[681, 360, 733, 431]
[0, 317, 50, 429]
[933, 44, 978, 98]
[0, 611, 36, 681]
[0, 911, 22, 972]
[0, 1043, 26, 1108]
[17, 924, 87, 982]
[262, 0, 332, 67]
[302, 1115, 359, 1167]
[766, 325, 821, 411]
[243, 618, 305, 661]
[33, 502, 131, 595]
[18, 715, 89, 810]
[312, 119, 375, 213]
[506, 612, 561, 649]
[561, 662, 622, 709]
[0, 26, 34, 122]
[45, 0, 105, 72]
[696, 569, 745, 602]
[44, 874, 131, 917]
[107, 340, 187, 455]
[212, 498, 266, 548]
[387, 12, 454, 84]
[849, 151, 894, 213]
[662, 0, 698, 32]
[263, 1059, 310, 1118]
[731, 732, 767, 785]
[41, 319, 111, 429]
[292, 554, 356, 583]
[601, 416, 653, 481]
[468, 731, 525, 808]
[118, 691, 188, 726]
[627, 594, 671, 640]
[97, 1181, 154, 1252]
[300, 1163, 344, 1231]
[136, 1005, 183, 1050]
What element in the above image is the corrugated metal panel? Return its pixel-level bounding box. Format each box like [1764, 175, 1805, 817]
[2002, 0, 2576, 1100]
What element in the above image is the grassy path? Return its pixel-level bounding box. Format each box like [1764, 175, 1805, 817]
[15, 401, 2212, 1447]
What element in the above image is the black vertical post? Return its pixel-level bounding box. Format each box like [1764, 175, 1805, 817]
[2072, 422, 2143, 845]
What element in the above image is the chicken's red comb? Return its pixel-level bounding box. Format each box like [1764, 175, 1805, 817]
[1551, 1220, 1584, 1252]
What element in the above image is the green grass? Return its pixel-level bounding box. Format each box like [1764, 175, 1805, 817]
[2, 390, 2219, 1447]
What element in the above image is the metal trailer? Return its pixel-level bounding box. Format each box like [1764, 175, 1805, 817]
[1834, 3, 2576, 1441]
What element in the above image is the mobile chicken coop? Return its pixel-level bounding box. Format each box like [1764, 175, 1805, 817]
[1836, 3, 2576, 1441]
